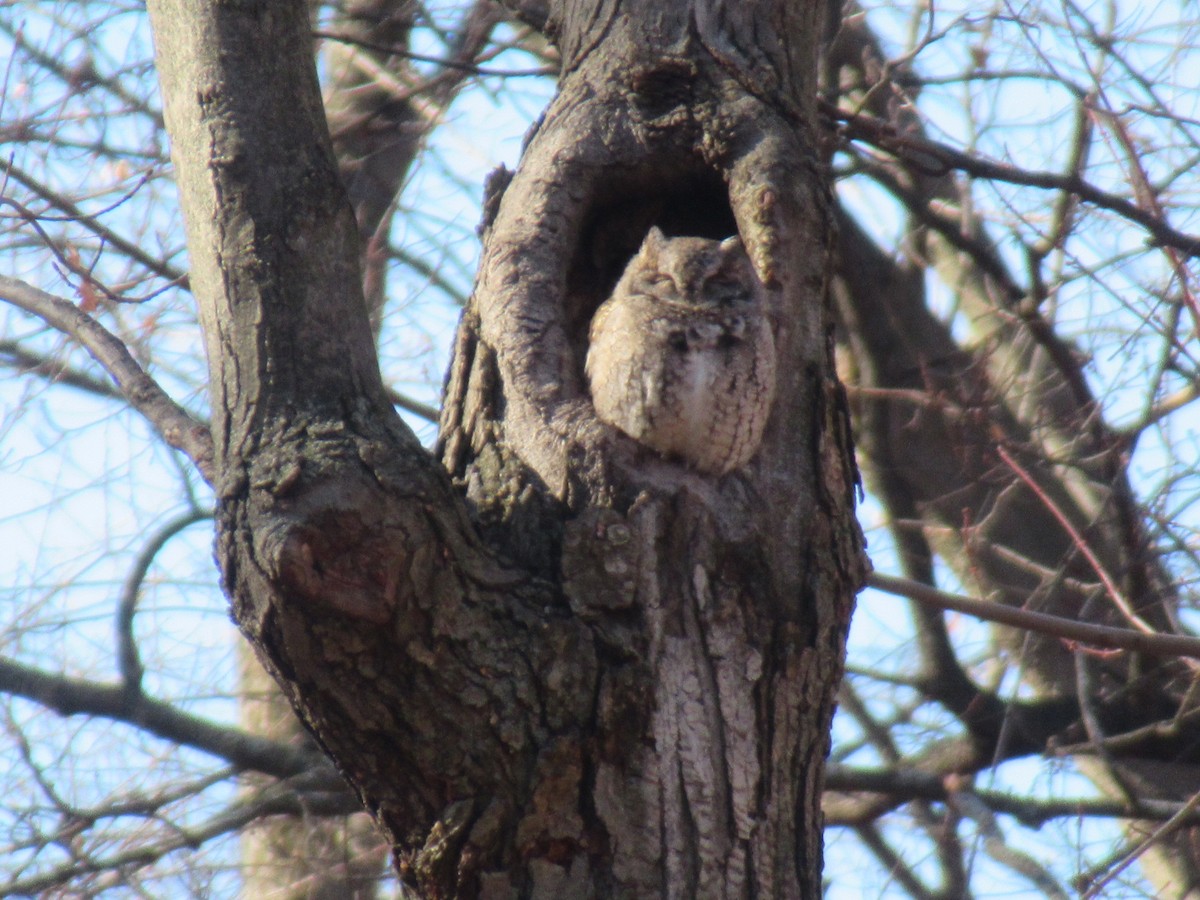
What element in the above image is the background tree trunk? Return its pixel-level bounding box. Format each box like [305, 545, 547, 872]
[240, 647, 388, 899]
[147, 0, 863, 896]
[827, 9, 1200, 895]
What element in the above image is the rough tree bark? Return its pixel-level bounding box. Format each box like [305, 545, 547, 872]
[239, 5, 500, 894]
[148, 0, 863, 896]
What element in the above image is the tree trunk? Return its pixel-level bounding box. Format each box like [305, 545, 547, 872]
[147, 0, 863, 896]
[236, 5, 500, 893]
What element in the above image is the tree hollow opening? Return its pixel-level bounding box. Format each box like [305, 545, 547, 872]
[566, 168, 737, 349]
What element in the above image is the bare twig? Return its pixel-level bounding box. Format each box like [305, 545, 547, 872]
[0, 338, 123, 399]
[825, 763, 1200, 828]
[314, 29, 552, 78]
[115, 509, 214, 695]
[0, 775, 363, 898]
[0, 160, 187, 287]
[995, 446, 1157, 637]
[385, 385, 438, 423]
[1079, 790, 1200, 898]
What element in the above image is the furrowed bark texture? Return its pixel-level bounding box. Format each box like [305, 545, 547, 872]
[236, 6, 421, 895]
[439, 1, 864, 895]
[149, 0, 863, 896]
[240, 644, 388, 900]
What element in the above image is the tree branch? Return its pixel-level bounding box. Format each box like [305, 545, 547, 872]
[315, 29, 551, 78]
[0, 275, 214, 482]
[0, 775, 364, 898]
[0, 159, 187, 287]
[825, 763, 1200, 828]
[868, 572, 1200, 661]
[0, 338, 124, 399]
[823, 100, 1200, 258]
[115, 509, 214, 694]
[0, 656, 334, 781]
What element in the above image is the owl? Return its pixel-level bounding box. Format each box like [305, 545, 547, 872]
[585, 227, 776, 475]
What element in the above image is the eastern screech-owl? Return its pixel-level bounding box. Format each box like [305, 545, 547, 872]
[585, 226, 776, 475]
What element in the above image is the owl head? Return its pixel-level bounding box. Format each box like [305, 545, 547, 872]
[629, 226, 758, 308]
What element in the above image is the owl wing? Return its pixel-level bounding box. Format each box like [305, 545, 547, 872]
[586, 294, 668, 442]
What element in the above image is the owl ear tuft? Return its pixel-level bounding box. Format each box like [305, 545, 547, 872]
[643, 226, 667, 251]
